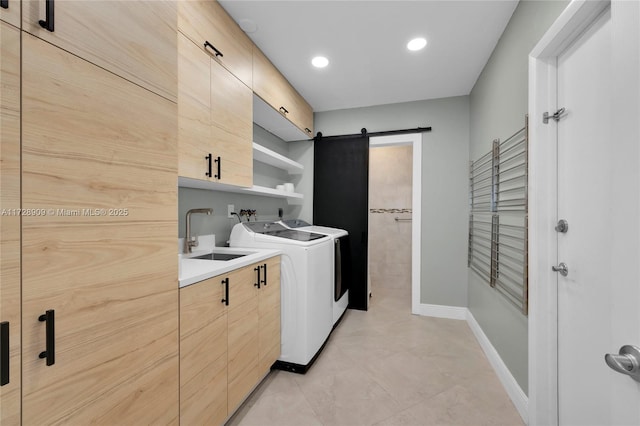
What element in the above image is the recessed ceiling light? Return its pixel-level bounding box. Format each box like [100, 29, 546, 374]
[407, 37, 427, 51]
[311, 56, 329, 68]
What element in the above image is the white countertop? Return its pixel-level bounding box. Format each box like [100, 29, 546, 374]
[179, 246, 282, 288]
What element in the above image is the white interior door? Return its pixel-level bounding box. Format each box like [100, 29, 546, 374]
[556, 6, 640, 425]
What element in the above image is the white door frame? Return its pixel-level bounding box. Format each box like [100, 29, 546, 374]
[528, 1, 610, 424]
[369, 133, 422, 314]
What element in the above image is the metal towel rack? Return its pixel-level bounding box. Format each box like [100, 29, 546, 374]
[468, 116, 528, 315]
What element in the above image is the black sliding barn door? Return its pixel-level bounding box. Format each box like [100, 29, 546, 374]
[314, 135, 369, 311]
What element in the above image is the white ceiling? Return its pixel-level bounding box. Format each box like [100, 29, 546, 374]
[220, 1, 518, 112]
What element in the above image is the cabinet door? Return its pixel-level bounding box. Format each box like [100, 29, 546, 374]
[227, 264, 260, 413]
[253, 45, 314, 138]
[178, 33, 212, 181]
[21, 34, 179, 424]
[210, 60, 253, 188]
[180, 278, 228, 425]
[178, 0, 252, 88]
[22, 0, 177, 101]
[259, 257, 281, 375]
[0, 0, 20, 28]
[253, 45, 290, 117]
[0, 21, 21, 426]
[288, 91, 314, 138]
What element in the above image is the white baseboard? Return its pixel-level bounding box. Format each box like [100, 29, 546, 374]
[466, 310, 528, 423]
[413, 303, 467, 320]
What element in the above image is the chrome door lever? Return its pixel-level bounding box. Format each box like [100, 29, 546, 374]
[552, 263, 568, 277]
[605, 345, 640, 382]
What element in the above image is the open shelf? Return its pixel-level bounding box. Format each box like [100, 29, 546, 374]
[253, 142, 304, 174]
[178, 177, 304, 204]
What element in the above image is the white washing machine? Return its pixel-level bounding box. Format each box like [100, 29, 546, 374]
[229, 221, 333, 373]
[280, 219, 350, 326]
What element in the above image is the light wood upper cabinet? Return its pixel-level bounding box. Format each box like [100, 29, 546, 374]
[22, 0, 177, 101]
[180, 277, 228, 425]
[210, 60, 253, 188]
[0, 0, 20, 28]
[178, 0, 252, 88]
[253, 46, 289, 117]
[21, 33, 179, 424]
[178, 32, 212, 181]
[288, 92, 314, 137]
[258, 257, 281, 375]
[253, 44, 314, 138]
[0, 21, 21, 426]
[178, 32, 252, 188]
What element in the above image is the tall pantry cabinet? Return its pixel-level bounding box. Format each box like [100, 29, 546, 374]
[6, 1, 180, 424]
[0, 18, 22, 426]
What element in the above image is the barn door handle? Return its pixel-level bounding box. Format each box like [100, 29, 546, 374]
[1, 0, 9, 10]
[38, 0, 55, 32]
[204, 41, 223, 58]
[38, 310, 55, 366]
[1, 322, 9, 385]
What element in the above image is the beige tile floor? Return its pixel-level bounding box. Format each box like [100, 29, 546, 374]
[227, 286, 524, 426]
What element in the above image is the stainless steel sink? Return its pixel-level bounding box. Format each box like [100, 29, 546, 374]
[192, 252, 247, 261]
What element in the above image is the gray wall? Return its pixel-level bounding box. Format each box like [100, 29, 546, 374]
[312, 96, 470, 307]
[178, 124, 291, 246]
[468, 0, 569, 394]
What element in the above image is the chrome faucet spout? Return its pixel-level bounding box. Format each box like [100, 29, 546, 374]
[184, 208, 213, 253]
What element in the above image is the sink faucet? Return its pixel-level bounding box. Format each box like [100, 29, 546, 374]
[184, 208, 213, 253]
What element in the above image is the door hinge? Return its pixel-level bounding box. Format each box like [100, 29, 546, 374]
[543, 107, 566, 124]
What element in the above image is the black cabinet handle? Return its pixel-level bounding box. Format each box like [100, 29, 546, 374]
[38, 0, 54, 32]
[1, 0, 8, 10]
[261, 264, 267, 286]
[254, 266, 261, 289]
[205, 154, 212, 177]
[204, 41, 223, 58]
[214, 156, 221, 180]
[38, 310, 55, 366]
[1, 322, 8, 386]
[279, 106, 289, 115]
[305, 128, 312, 134]
[221, 278, 229, 306]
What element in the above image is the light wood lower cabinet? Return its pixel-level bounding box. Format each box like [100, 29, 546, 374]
[0, 20, 21, 426]
[180, 256, 281, 424]
[259, 257, 281, 374]
[227, 263, 260, 413]
[21, 33, 179, 424]
[180, 276, 228, 425]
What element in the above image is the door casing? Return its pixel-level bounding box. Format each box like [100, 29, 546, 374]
[368, 133, 422, 313]
[528, 1, 622, 424]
